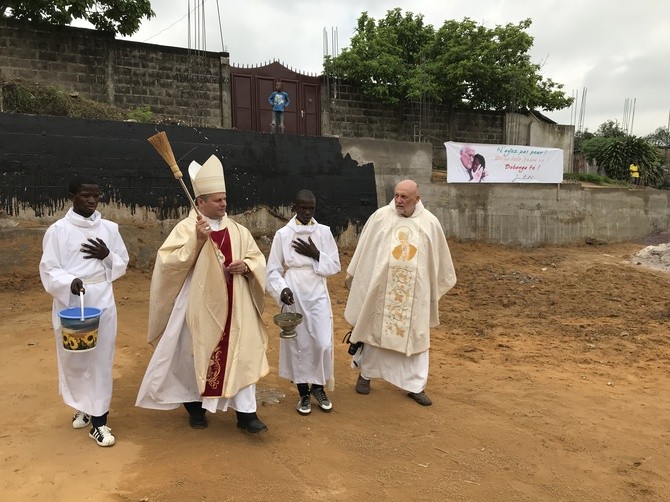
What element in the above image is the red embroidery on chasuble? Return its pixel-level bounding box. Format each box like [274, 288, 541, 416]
[203, 228, 234, 396]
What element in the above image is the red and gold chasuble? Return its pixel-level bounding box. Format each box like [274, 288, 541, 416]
[202, 229, 233, 396]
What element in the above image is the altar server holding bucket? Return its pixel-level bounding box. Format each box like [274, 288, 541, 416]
[40, 176, 128, 447]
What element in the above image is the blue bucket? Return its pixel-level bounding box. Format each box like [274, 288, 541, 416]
[58, 307, 102, 352]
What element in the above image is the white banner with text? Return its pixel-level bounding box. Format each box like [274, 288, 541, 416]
[445, 142, 564, 183]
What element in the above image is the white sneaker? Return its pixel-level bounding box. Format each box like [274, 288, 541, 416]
[89, 425, 116, 447]
[72, 411, 91, 429]
[311, 387, 333, 412]
[296, 395, 311, 415]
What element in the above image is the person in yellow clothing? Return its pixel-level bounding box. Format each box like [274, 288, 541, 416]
[629, 161, 640, 185]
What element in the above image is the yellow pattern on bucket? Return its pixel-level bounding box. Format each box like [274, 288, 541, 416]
[58, 307, 102, 352]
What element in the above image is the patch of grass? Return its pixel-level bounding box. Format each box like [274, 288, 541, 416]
[1, 80, 189, 124]
[2, 80, 134, 121]
[1, 81, 193, 127]
[563, 172, 629, 187]
[3, 81, 72, 116]
[128, 105, 154, 123]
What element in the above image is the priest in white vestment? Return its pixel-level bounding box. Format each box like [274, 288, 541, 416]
[40, 177, 129, 447]
[266, 190, 341, 415]
[344, 180, 456, 406]
[136, 155, 270, 433]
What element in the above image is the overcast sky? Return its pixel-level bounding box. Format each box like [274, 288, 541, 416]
[100, 0, 669, 136]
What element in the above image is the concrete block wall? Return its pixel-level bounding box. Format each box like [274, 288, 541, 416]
[339, 138, 432, 207]
[323, 83, 505, 169]
[2, 23, 569, 151]
[221, 169, 670, 249]
[1, 120, 669, 274]
[110, 44, 223, 126]
[322, 84, 403, 139]
[0, 112, 377, 234]
[0, 22, 111, 103]
[0, 21, 227, 127]
[441, 185, 670, 246]
[338, 137, 670, 247]
[324, 83, 505, 142]
[506, 113, 575, 172]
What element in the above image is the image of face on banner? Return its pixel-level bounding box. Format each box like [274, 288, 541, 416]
[445, 142, 564, 183]
[457, 145, 486, 182]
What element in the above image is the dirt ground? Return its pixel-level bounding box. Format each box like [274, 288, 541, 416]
[1, 238, 669, 502]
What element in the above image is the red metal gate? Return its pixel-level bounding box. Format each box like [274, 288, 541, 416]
[231, 61, 321, 136]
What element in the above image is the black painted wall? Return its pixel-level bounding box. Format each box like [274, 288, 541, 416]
[0, 114, 377, 236]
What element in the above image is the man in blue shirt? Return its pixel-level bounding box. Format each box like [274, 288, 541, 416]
[268, 82, 290, 134]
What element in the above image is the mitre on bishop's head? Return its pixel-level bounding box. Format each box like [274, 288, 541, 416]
[188, 155, 226, 197]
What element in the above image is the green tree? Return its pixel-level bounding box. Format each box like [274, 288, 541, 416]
[573, 129, 593, 153]
[575, 120, 666, 188]
[645, 126, 670, 147]
[598, 135, 663, 186]
[1, 1, 154, 36]
[579, 135, 612, 164]
[323, 9, 435, 104]
[425, 18, 571, 111]
[576, 120, 628, 158]
[595, 119, 626, 138]
[324, 9, 573, 112]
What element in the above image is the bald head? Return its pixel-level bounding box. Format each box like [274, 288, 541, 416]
[396, 180, 418, 195]
[394, 179, 420, 217]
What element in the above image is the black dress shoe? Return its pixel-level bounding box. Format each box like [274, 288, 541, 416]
[236, 417, 268, 434]
[189, 413, 208, 429]
[184, 402, 208, 429]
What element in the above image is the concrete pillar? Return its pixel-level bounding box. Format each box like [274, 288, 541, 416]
[219, 53, 232, 129]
